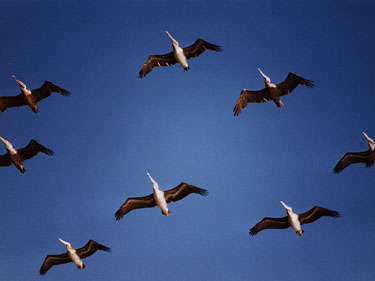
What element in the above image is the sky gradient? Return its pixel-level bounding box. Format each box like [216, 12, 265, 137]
[0, 0, 374, 280]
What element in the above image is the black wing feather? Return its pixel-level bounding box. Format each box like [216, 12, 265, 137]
[115, 194, 156, 221]
[233, 89, 269, 116]
[0, 94, 27, 112]
[164, 182, 208, 203]
[333, 150, 370, 173]
[39, 253, 70, 275]
[76, 240, 111, 259]
[32, 81, 70, 102]
[17, 139, 54, 161]
[276, 72, 314, 96]
[298, 206, 340, 225]
[249, 216, 290, 236]
[183, 38, 222, 59]
[0, 153, 11, 166]
[138, 53, 177, 78]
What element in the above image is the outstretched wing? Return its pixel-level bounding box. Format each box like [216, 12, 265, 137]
[115, 194, 156, 221]
[138, 53, 177, 78]
[183, 38, 222, 59]
[76, 240, 111, 259]
[39, 253, 70, 275]
[0, 153, 11, 167]
[233, 89, 269, 116]
[17, 139, 54, 161]
[276, 72, 314, 96]
[31, 81, 70, 102]
[164, 182, 208, 203]
[249, 216, 290, 236]
[333, 151, 369, 173]
[0, 94, 27, 112]
[299, 206, 340, 225]
[366, 151, 375, 168]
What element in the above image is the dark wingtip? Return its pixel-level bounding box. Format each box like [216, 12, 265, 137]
[45, 149, 54, 156]
[114, 211, 123, 221]
[199, 188, 209, 197]
[333, 211, 340, 218]
[249, 229, 257, 236]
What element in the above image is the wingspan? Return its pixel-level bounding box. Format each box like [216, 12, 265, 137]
[115, 194, 156, 220]
[32, 81, 70, 102]
[276, 72, 314, 96]
[298, 206, 340, 225]
[233, 89, 269, 116]
[164, 182, 208, 203]
[39, 253, 70, 275]
[183, 38, 222, 59]
[0, 94, 27, 112]
[333, 150, 369, 173]
[17, 140, 54, 161]
[138, 53, 177, 78]
[76, 240, 110, 259]
[249, 216, 290, 236]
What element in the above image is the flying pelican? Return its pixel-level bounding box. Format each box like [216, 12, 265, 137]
[249, 201, 340, 236]
[115, 173, 208, 220]
[138, 31, 222, 78]
[0, 136, 53, 173]
[0, 75, 70, 113]
[334, 132, 375, 173]
[233, 68, 314, 115]
[39, 238, 110, 275]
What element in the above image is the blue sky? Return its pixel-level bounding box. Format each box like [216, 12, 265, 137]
[0, 0, 374, 280]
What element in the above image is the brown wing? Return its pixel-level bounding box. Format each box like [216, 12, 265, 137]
[39, 253, 70, 275]
[138, 53, 177, 78]
[76, 240, 110, 259]
[17, 139, 54, 161]
[183, 38, 222, 59]
[115, 194, 156, 221]
[0, 153, 11, 166]
[249, 216, 290, 236]
[299, 206, 340, 225]
[366, 150, 375, 168]
[164, 182, 208, 203]
[276, 72, 314, 96]
[333, 150, 369, 173]
[0, 94, 27, 112]
[31, 81, 70, 102]
[233, 89, 269, 116]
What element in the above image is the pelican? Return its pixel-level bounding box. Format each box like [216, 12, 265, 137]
[334, 132, 375, 173]
[233, 68, 314, 115]
[138, 31, 222, 78]
[39, 238, 110, 275]
[115, 172, 208, 220]
[0, 75, 70, 113]
[249, 201, 340, 236]
[0, 136, 53, 173]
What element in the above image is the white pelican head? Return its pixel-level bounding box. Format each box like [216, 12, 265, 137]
[362, 132, 374, 151]
[12, 75, 27, 89]
[58, 238, 72, 249]
[257, 68, 271, 83]
[165, 31, 179, 46]
[0, 136, 13, 150]
[280, 201, 293, 212]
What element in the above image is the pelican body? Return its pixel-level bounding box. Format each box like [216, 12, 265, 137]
[0, 75, 70, 113]
[39, 238, 110, 275]
[334, 132, 375, 173]
[115, 172, 208, 220]
[138, 31, 222, 78]
[249, 201, 340, 236]
[233, 68, 314, 115]
[0, 136, 53, 173]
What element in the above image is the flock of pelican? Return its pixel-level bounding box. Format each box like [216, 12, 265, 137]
[1, 30, 372, 275]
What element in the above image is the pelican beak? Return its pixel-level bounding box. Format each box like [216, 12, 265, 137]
[280, 201, 291, 211]
[0, 136, 7, 144]
[165, 31, 177, 43]
[58, 238, 70, 246]
[362, 132, 374, 143]
[12, 75, 25, 88]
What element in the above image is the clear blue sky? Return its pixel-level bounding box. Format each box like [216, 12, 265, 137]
[0, 0, 374, 280]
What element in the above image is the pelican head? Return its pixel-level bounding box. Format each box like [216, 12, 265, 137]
[58, 238, 72, 249]
[165, 31, 178, 45]
[147, 172, 159, 190]
[0, 136, 13, 150]
[362, 132, 374, 150]
[12, 75, 27, 89]
[257, 68, 271, 83]
[280, 201, 293, 212]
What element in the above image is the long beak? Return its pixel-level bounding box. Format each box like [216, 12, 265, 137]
[165, 31, 177, 43]
[0, 136, 7, 144]
[12, 75, 26, 88]
[280, 201, 291, 210]
[147, 172, 154, 182]
[362, 132, 374, 143]
[257, 68, 270, 81]
[58, 238, 70, 246]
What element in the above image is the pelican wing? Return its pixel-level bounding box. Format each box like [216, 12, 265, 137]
[366, 150, 375, 168]
[115, 194, 156, 220]
[138, 53, 177, 78]
[17, 139, 54, 161]
[233, 89, 269, 116]
[249, 216, 290, 236]
[299, 206, 340, 225]
[0, 94, 27, 112]
[333, 150, 369, 173]
[39, 253, 70, 275]
[32, 81, 70, 102]
[276, 72, 314, 96]
[76, 240, 110, 259]
[164, 182, 208, 203]
[0, 154, 12, 166]
[183, 38, 222, 59]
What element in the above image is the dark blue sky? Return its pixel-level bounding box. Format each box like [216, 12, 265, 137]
[0, 0, 374, 280]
